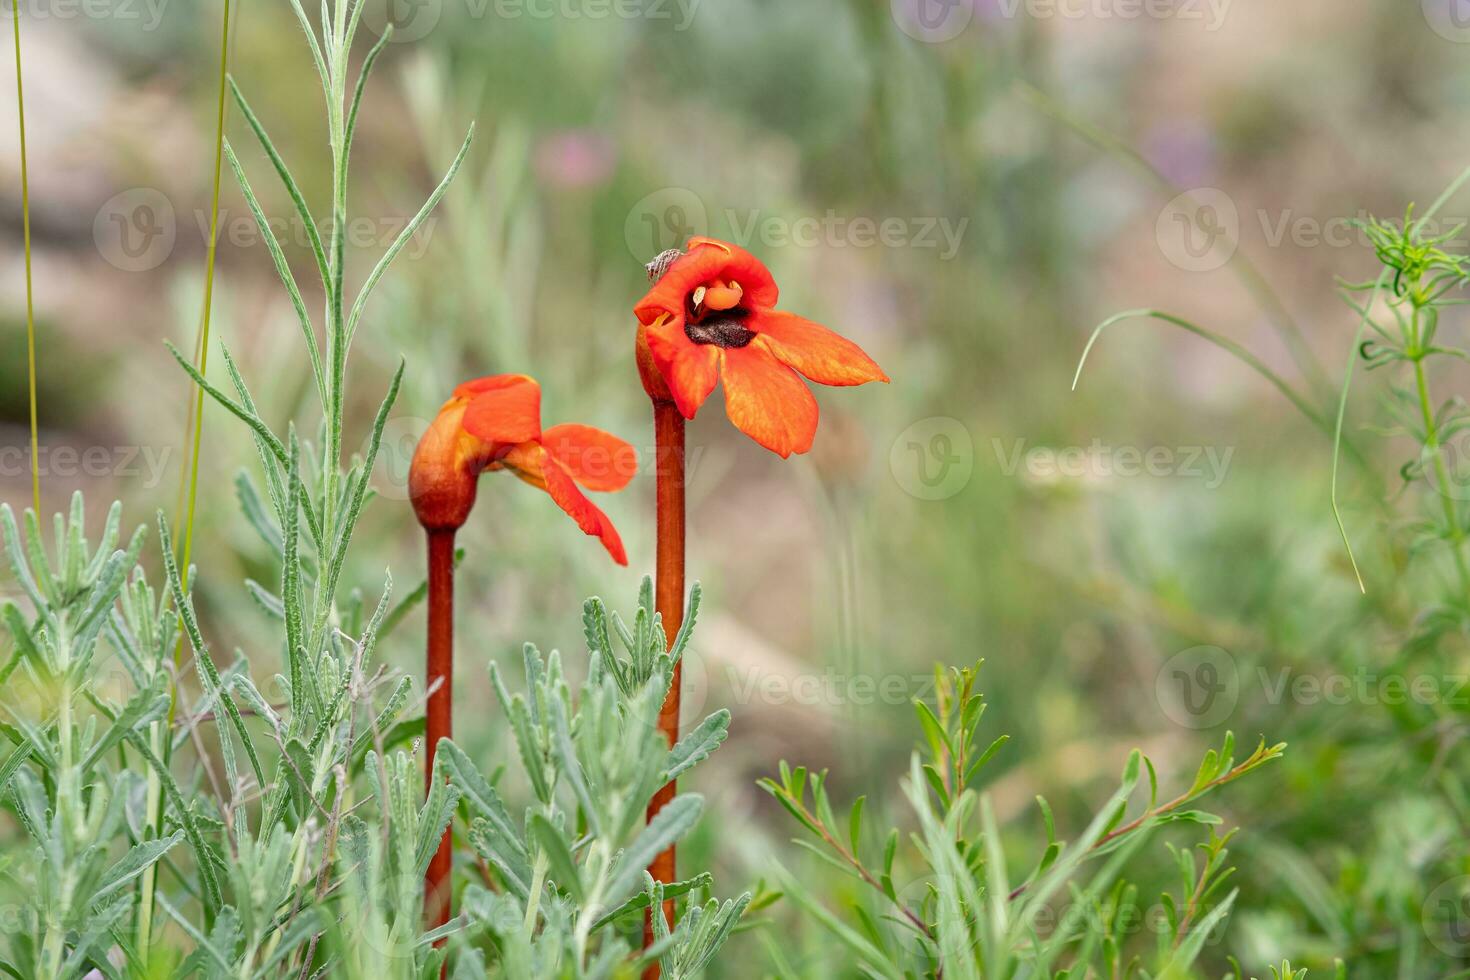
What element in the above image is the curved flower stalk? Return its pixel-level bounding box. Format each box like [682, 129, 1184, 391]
[409, 373, 635, 927]
[631, 237, 887, 953]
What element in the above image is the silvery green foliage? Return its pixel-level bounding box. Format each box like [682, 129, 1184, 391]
[766, 662, 1287, 979]
[0, 491, 743, 977]
[0, 496, 171, 979]
[437, 581, 748, 978]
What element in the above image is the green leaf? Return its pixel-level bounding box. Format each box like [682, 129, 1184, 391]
[222, 139, 327, 406]
[92, 832, 184, 904]
[607, 793, 704, 904]
[227, 76, 329, 288]
[664, 709, 730, 783]
[345, 126, 475, 343]
[157, 514, 265, 787]
[167, 340, 287, 455]
[529, 812, 584, 902]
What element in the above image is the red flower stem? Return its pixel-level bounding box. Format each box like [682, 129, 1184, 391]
[642, 399, 686, 972]
[425, 527, 456, 936]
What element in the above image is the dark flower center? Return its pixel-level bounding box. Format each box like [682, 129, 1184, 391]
[685, 310, 755, 349]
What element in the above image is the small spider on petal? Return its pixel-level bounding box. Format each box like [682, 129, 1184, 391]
[634, 237, 889, 458]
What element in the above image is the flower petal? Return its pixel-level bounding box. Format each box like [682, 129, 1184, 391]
[453, 373, 537, 399]
[633, 238, 779, 324]
[666, 345, 722, 419]
[643, 315, 721, 418]
[461, 376, 542, 444]
[499, 444, 627, 564]
[687, 238, 780, 308]
[539, 450, 628, 565]
[541, 424, 638, 492]
[751, 311, 889, 387]
[721, 344, 818, 458]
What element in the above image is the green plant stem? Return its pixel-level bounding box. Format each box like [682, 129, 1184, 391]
[1412, 354, 1470, 596]
[1073, 310, 1368, 471]
[1016, 80, 1329, 397]
[523, 848, 549, 943]
[1007, 746, 1279, 901]
[41, 630, 76, 977]
[143, 0, 233, 952]
[11, 0, 39, 516]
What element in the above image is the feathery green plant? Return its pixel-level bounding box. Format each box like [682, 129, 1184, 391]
[1075, 151, 1470, 970]
[766, 661, 1285, 977]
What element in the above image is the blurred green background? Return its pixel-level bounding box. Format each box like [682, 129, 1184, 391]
[5, 0, 1470, 973]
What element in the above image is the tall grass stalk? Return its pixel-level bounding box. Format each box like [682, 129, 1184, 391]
[10, 0, 39, 515]
[136, 1, 235, 954]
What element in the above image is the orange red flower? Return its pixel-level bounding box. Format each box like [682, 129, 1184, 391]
[409, 374, 633, 563]
[634, 237, 888, 458]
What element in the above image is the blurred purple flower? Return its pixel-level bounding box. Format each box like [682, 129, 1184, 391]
[1144, 121, 1218, 189]
[534, 130, 616, 190]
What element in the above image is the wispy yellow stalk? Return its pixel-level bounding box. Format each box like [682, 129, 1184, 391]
[11, 1, 38, 515]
